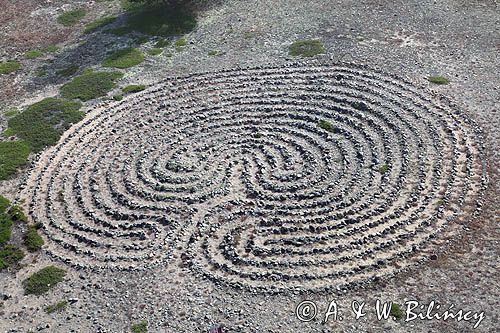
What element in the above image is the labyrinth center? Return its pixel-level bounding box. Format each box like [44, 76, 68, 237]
[21, 63, 486, 293]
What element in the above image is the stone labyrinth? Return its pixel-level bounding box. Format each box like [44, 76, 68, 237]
[21, 62, 487, 293]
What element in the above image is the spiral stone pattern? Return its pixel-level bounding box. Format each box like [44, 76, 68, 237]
[21, 62, 487, 292]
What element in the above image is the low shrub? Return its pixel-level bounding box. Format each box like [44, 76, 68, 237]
[60, 70, 123, 101]
[131, 320, 148, 333]
[25, 225, 44, 252]
[0, 245, 24, 271]
[22, 265, 67, 295]
[390, 302, 404, 320]
[147, 48, 163, 56]
[25, 50, 44, 59]
[317, 120, 333, 132]
[0, 195, 9, 213]
[0, 60, 21, 75]
[84, 15, 117, 34]
[0, 214, 13, 246]
[57, 9, 86, 27]
[102, 48, 144, 69]
[8, 205, 28, 223]
[56, 65, 79, 77]
[427, 76, 449, 85]
[46, 300, 68, 314]
[289, 39, 325, 57]
[0, 141, 30, 180]
[7, 98, 83, 152]
[122, 84, 145, 94]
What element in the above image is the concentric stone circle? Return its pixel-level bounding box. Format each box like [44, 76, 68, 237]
[20, 62, 487, 292]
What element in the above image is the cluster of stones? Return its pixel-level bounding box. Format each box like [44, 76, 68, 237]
[20, 62, 487, 292]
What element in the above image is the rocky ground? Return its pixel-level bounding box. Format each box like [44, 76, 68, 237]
[0, 0, 498, 332]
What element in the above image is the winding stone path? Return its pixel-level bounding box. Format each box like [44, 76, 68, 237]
[20, 62, 487, 293]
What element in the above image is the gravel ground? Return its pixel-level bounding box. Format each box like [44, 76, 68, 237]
[0, 0, 498, 332]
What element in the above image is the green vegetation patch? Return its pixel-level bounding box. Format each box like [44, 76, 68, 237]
[124, 4, 196, 37]
[84, 15, 117, 34]
[7, 98, 83, 152]
[0, 245, 24, 271]
[43, 45, 59, 53]
[317, 120, 333, 132]
[154, 39, 170, 48]
[57, 8, 86, 27]
[0, 141, 30, 180]
[4, 109, 19, 118]
[61, 70, 123, 101]
[22, 265, 67, 295]
[244, 31, 256, 39]
[135, 36, 149, 44]
[122, 84, 145, 94]
[56, 65, 79, 77]
[112, 95, 123, 101]
[390, 303, 404, 320]
[289, 39, 325, 57]
[427, 76, 449, 85]
[25, 225, 44, 252]
[0, 214, 13, 246]
[147, 48, 163, 56]
[208, 50, 223, 56]
[102, 48, 144, 69]
[0, 60, 21, 75]
[120, 0, 144, 11]
[131, 320, 148, 333]
[9, 205, 28, 223]
[25, 45, 59, 59]
[46, 300, 68, 314]
[174, 38, 187, 52]
[25, 50, 44, 59]
[107, 26, 133, 36]
[378, 164, 390, 175]
[0, 195, 9, 214]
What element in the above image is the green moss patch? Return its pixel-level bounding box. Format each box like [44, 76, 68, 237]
[57, 9, 86, 27]
[208, 50, 222, 56]
[46, 300, 68, 314]
[22, 265, 67, 295]
[61, 70, 123, 101]
[0, 60, 21, 75]
[84, 15, 117, 34]
[427, 76, 449, 85]
[25, 226, 44, 252]
[120, 0, 143, 12]
[378, 164, 390, 175]
[131, 321, 148, 333]
[174, 38, 187, 52]
[8, 205, 27, 223]
[289, 39, 325, 57]
[7, 98, 83, 152]
[107, 26, 133, 36]
[102, 48, 144, 69]
[0, 214, 13, 246]
[317, 120, 333, 132]
[0, 245, 24, 271]
[25, 50, 44, 59]
[43, 45, 59, 53]
[122, 84, 145, 94]
[0, 196, 10, 214]
[147, 48, 163, 56]
[390, 303, 404, 320]
[56, 65, 79, 77]
[0, 141, 30, 180]
[154, 39, 170, 48]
